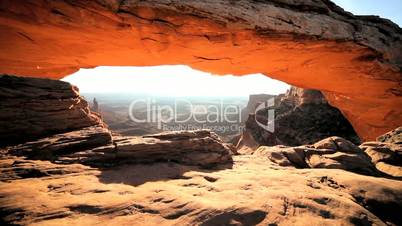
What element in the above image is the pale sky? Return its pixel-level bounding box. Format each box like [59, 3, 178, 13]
[62, 1, 400, 97]
[63, 66, 289, 97]
[332, 0, 401, 26]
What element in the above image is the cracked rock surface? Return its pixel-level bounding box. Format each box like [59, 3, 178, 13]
[1, 153, 401, 225]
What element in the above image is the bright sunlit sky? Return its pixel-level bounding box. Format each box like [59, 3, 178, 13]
[62, 1, 401, 97]
[63, 66, 289, 97]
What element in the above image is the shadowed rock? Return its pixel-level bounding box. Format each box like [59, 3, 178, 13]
[237, 86, 360, 153]
[360, 128, 402, 178]
[76, 130, 235, 167]
[7, 125, 113, 160]
[0, 75, 104, 147]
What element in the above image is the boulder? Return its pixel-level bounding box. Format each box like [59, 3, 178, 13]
[376, 127, 402, 144]
[360, 141, 402, 178]
[313, 136, 361, 153]
[254, 145, 308, 168]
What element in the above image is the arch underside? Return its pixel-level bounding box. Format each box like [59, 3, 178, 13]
[0, 0, 401, 140]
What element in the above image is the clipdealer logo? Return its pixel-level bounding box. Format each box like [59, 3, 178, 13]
[128, 98, 275, 132]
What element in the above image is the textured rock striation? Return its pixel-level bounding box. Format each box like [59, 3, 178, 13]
[7, 125, 113, 161]
[0, 75, 104, 147]
[5, 129, 235, 168]
[236, 86, 360, 152]
[0, 0, 401, 140]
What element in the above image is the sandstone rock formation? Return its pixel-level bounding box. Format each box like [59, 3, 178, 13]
[5, 129, 235, 168]
[241, 94, 275, 122]
[359, 127, 402, 178]
[8, 125, 113, 161]
[0, 0, 401, 140]
[376, 126, 402, 144]
[237, 86, 360, 152]
[360, 142, 402, 178]
[254, 136, 379, 176]
[0, 75, 104, 147]
[0, 2, 402, 224]
[0, 75, 401, 225]
[1, 151, 401, 225]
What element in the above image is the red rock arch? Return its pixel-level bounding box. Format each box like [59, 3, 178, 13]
[0, 0, 401, 140]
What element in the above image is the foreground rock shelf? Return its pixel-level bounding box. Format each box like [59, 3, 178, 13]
[1, 124, 401, 225]
[1, 154, 401, 225]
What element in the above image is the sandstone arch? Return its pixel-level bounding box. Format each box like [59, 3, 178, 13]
[0, 0, 401, 140]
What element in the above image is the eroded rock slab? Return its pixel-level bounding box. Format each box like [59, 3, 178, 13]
[0, 155, 401, 225]
[68, 130, 236, 167]
[0, 156, 93, 182]
[360, 129, 402, 178]
[4, 128, 235, 168]
[254, 136, 379, 176]
[7, 125, 113, 160]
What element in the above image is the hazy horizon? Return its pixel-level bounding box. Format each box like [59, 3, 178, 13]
[63, 65, 290, 97]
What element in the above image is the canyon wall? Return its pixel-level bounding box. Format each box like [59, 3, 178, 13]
[0, 0, 401, 140]
[236, 86, 360, 152]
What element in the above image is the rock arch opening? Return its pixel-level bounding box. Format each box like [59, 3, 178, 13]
[61, 65, 290, 142]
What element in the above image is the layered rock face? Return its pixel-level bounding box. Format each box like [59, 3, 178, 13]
[71, 130, 235, 167]
[6, 129, 235, 168]
[0, 75, 103, 147]
[0, 0, 401, 140]
[236, 86, 360, 152]
[241, 94, 275, 122]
